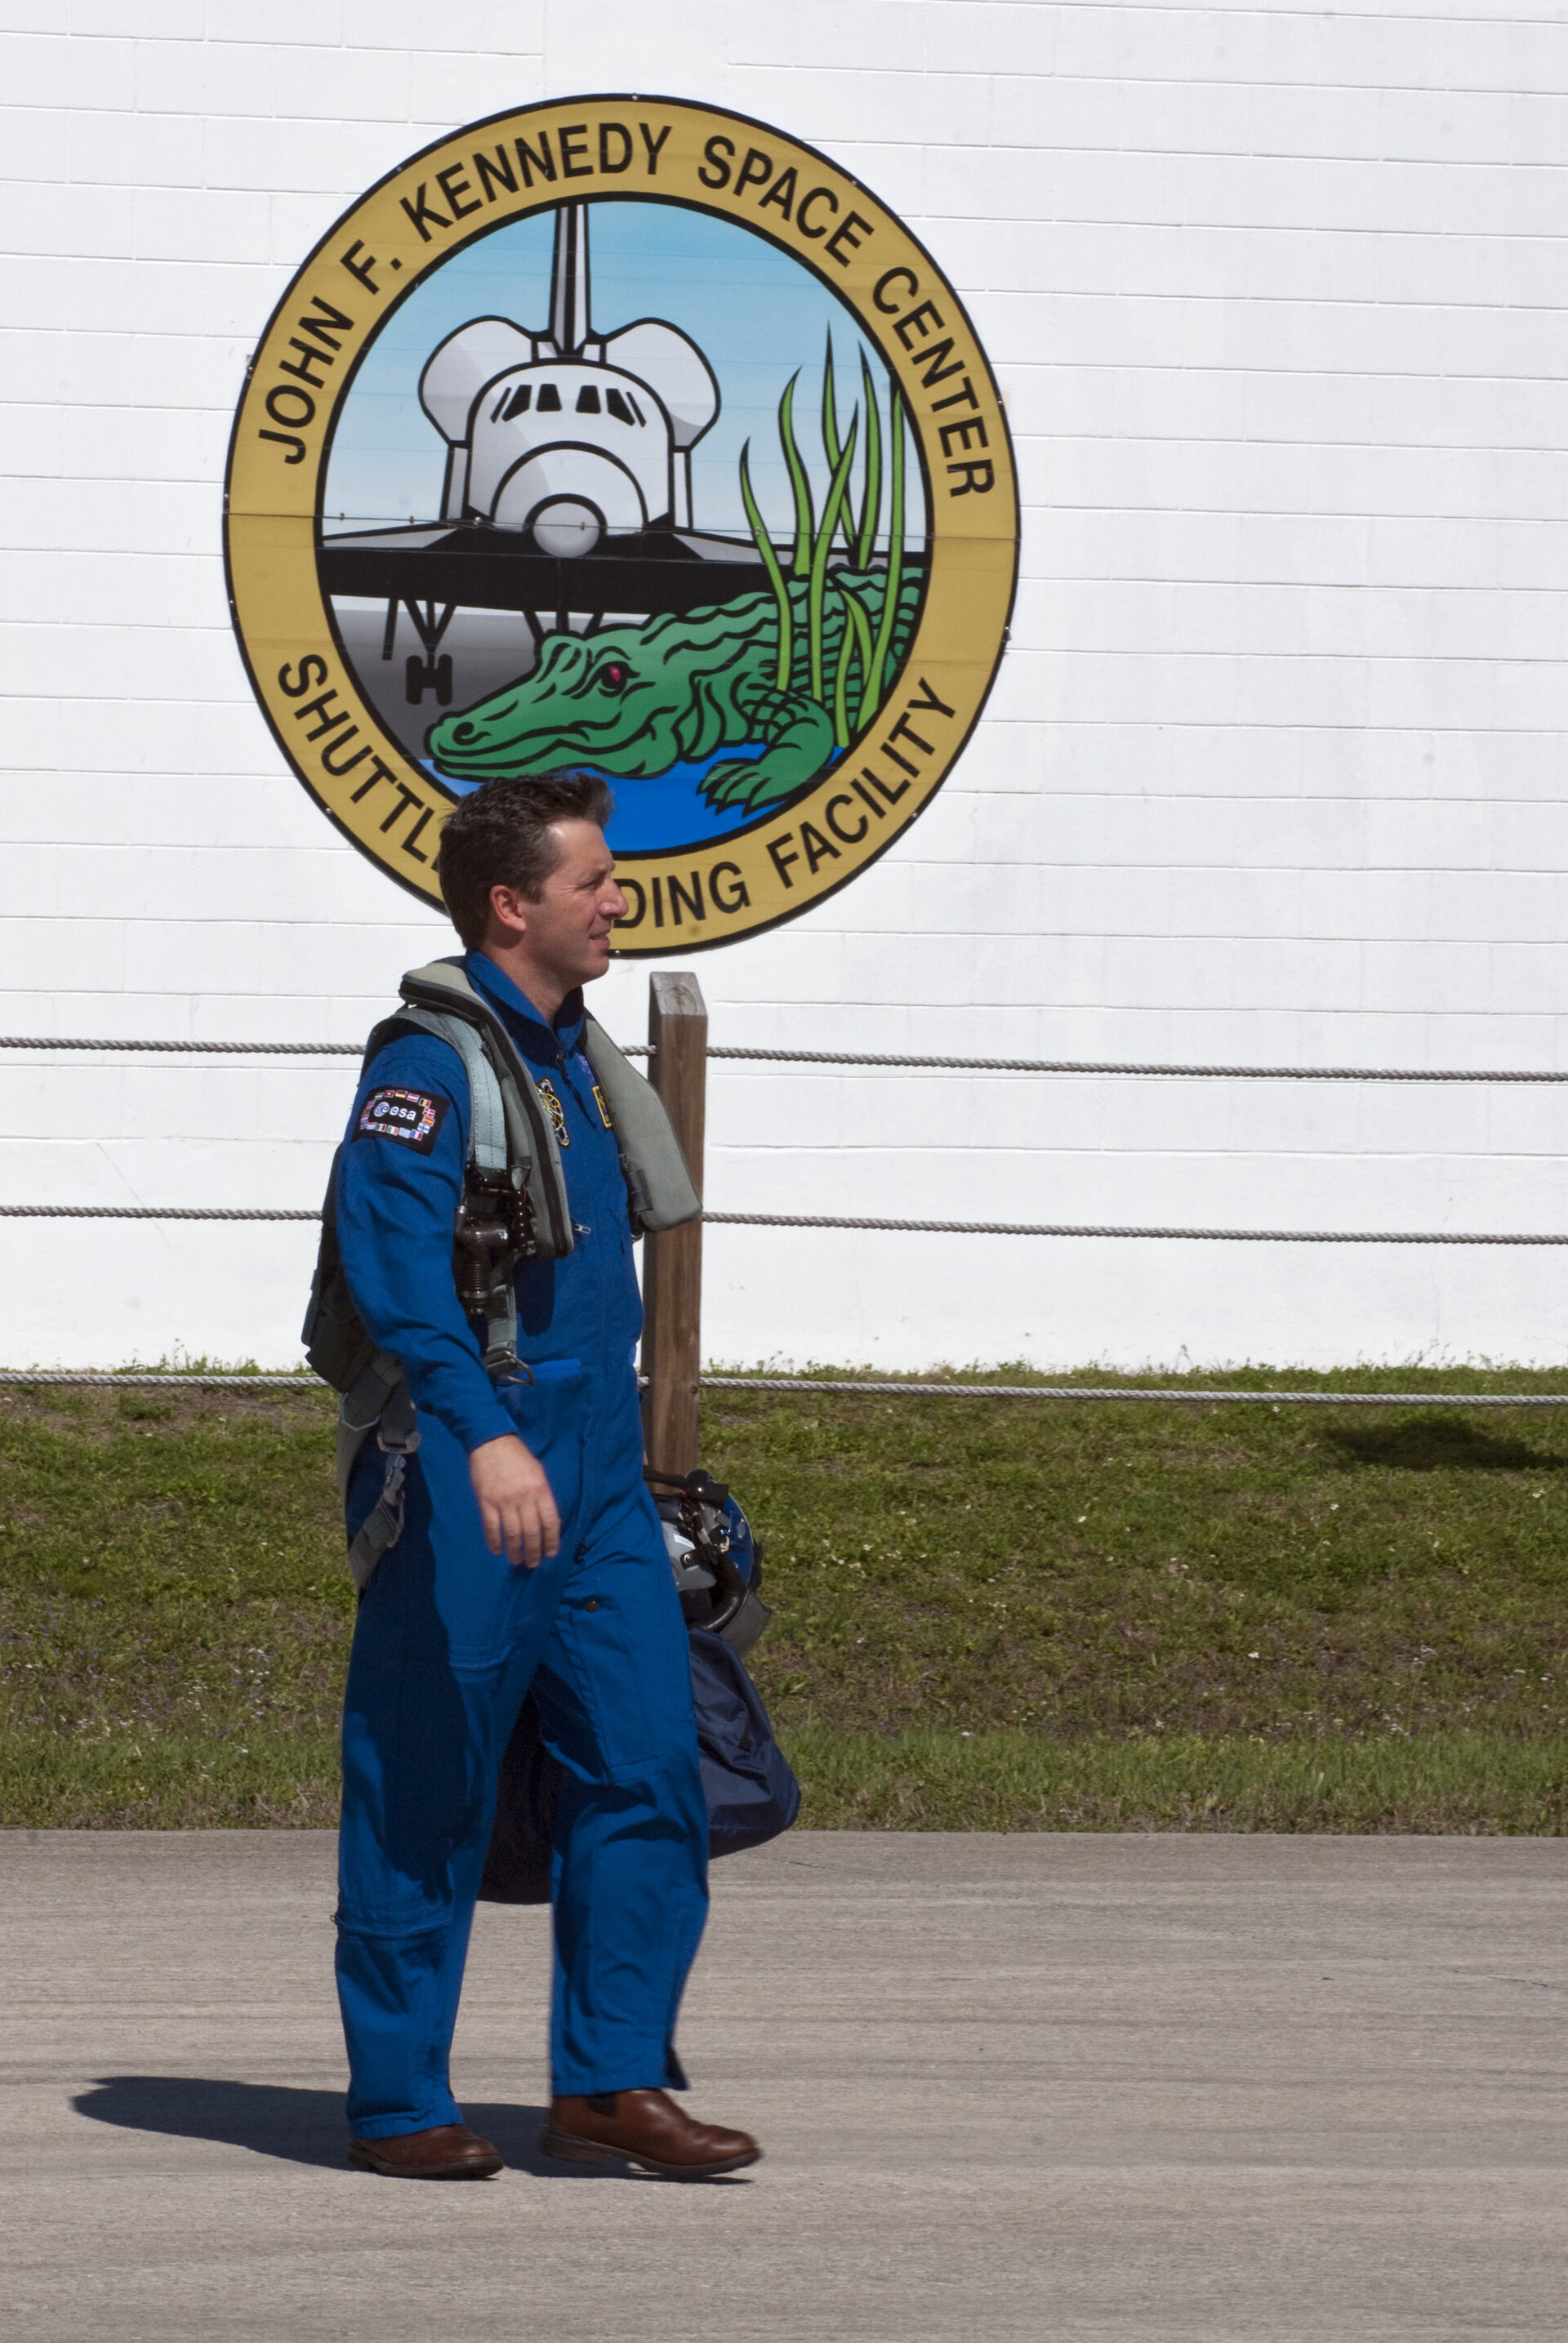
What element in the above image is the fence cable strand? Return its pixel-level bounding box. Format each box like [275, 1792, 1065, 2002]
[701, 1378, 1568, 1406]
[2, 1370, 1566, 1407]
[1, 1203, 1566, 1244]
[0, 1037, 363, 1055]
[0, 1035, 651, 1058]
[0, 1205, 320, 1221]
[0, 1372, 323, 1389]
[705, 1048, 1568, 1081]
[702, 1211, 1568, 1245]
[4, 1035, 1568, 1080]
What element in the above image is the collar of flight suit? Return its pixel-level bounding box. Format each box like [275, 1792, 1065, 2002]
[464, 951, 586, 1071]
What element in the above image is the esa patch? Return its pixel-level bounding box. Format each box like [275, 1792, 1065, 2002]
[355, 1086, 448, 1153]
[536, 1076, 570, 1148]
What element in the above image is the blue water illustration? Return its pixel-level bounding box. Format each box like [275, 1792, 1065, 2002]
[422, 742, 794, 853]
[598, 750, 768, 851]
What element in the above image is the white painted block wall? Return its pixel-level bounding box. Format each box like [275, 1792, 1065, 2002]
[3, 0, 1567, 1370]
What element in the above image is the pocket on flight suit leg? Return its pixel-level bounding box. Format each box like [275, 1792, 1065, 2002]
[540, 1526, 702, 1788]
[545, 1583, 662, 1780]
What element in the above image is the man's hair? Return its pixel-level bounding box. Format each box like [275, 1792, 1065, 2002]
[438, 773, 613, 948]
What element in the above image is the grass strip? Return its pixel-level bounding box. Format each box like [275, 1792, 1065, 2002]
[4, 1370, 1568, 1833]
[0, 1728, 341, 1829]
[782, 1726, 1568, 1833]
[6, 1726, 1561, 1836]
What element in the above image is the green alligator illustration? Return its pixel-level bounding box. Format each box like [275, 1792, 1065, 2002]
[426, 565, 923, 816]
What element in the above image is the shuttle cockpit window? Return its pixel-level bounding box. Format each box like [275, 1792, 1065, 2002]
[416, 205, 721, 539]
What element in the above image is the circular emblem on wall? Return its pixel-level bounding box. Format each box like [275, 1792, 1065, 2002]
[225, 96, 1018, 951]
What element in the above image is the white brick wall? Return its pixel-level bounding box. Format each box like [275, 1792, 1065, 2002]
[4, 0, 1567, 1370]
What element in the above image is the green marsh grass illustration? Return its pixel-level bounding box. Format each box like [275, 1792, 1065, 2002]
[429, 338, 921, 818]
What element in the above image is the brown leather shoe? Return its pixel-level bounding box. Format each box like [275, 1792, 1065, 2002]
[541, 2089, 760, 2179]
[348, 2123, 502, 2179]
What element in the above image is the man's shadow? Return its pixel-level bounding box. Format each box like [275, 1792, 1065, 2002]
[73, 2077, 588, 2178]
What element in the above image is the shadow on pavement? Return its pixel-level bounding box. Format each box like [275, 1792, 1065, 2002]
[71, 2078, 593, 2177]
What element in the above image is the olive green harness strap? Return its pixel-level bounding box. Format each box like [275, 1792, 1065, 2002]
[338, 1362, 419, 1597]
[398, 1007, 511, 1174]
[581, 1013, 702, 1232]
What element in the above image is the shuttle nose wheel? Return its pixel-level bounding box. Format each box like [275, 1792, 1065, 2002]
[381, 596, 458, 704]
[406, 650, 453, 706]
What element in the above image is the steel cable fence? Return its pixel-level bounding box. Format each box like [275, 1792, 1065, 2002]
[2, 1370, 1566, 1406]
[2, 1204, 1566, 1245]
[3, 1028, 1566, 1398]
[6, 1035, 1568, 1080]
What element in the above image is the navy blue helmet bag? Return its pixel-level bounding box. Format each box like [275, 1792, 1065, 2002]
[480, 1469, 800, 1904]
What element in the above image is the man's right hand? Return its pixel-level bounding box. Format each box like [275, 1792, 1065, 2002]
[468, 1433, 561, 1569]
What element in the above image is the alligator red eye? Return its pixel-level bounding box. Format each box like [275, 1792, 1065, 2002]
[601, 664, 626, 689]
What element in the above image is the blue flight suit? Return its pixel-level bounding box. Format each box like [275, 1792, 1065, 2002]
[332, 951, 708, 2140]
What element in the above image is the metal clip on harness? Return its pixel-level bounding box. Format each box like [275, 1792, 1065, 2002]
[453, 1161, 537, 1377]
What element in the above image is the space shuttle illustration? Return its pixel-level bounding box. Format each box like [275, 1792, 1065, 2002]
[418, 203, 721, 555]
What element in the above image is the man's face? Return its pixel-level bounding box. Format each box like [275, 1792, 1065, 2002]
[496, 819, 626, 992]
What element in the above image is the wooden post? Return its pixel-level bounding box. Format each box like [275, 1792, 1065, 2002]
[640, 970, 707, 1475]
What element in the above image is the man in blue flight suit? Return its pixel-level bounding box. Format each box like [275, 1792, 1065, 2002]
[331, 772, 759, 2180]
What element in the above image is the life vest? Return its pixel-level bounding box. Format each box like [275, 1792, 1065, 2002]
[301, 956, 701, 1588]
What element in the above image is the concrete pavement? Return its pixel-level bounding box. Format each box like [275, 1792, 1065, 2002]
[3, 1829, 1565, 2340]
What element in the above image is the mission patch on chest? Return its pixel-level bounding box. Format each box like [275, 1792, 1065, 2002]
[354, 1087, 448, 1153]
[537, 1076, 570, 1148]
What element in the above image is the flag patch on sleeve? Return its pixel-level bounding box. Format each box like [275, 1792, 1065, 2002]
[354, 1087, 448, 1153]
